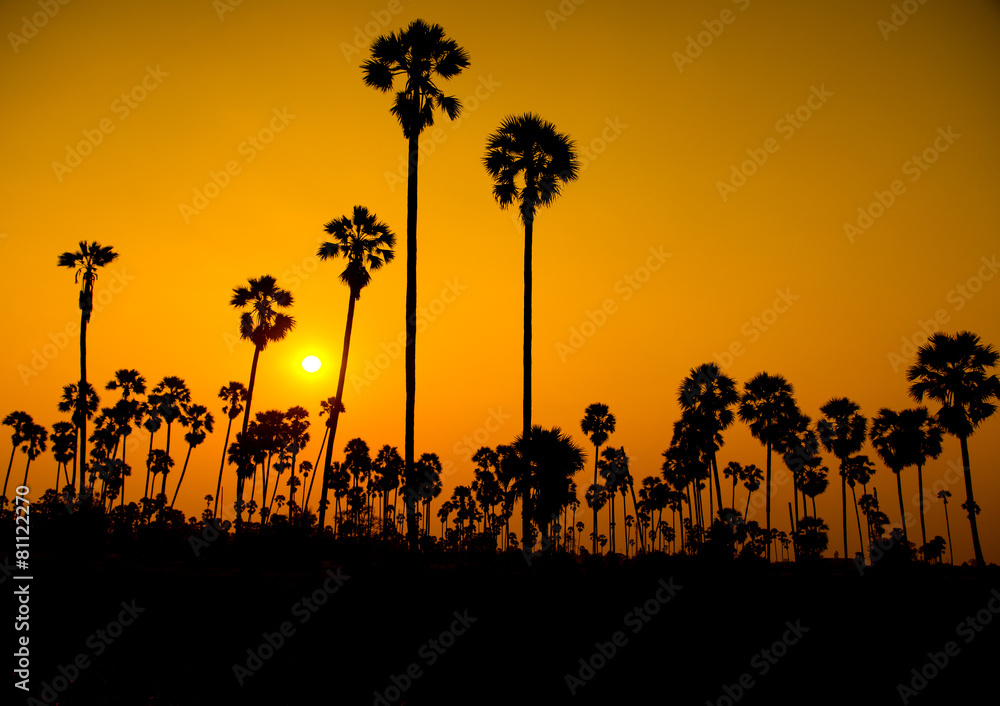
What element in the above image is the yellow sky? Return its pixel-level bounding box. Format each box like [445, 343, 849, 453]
[2, 0, 998, 561]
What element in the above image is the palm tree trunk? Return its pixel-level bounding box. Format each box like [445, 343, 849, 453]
[521, 213, 534, 554]
[711, 454, 723, 516]
[629, 480, 645, 553]
[144, 430, 155, 502]
[236, 346, 261, 534]
[958, 437, 986, 567]
[943, 502, 954, 565]
[895, 471, 908, 545]
[160, 423, 172, 499]
[214, 415, 234, 518]
[78, 296, 89, 498]
[916, 463, 927, 554]
[21, 456, 31, 487]
[765, 440, 772, 561]
[2, 448, 16, 500]
[744, 488, 752, 519]
[170, 444, 194, 508]
[404, 132, 419, 552]
[851, 485, 865, 562]
[304, 426, 328, 514]
[591, 444, 600, 554]
[608, 492, 615, 554]
[841, 472, 848, 561]
[321, 289, 357, 532]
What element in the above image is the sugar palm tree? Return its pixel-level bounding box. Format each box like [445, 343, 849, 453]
[214, 382, 247, 518]
[362, 20, 469, 550]
[283, 406, 310, 519]
[151, 377, 191, 499]
[677, 363, 739, 514]
[140, 395, 162, 501]
[907, 331, 999, 567]
[106, 369, 146, 506]
[171, 403, 214, 508]
[737, 373, 800, 560]
[51, 421, 76, 492]
[937, 489, 954, 564]
[513, 426, 585, 549]
[485, 114, 579, 550]
[18, 422, 48, 488]
[57, 382, 99, 491]
[817, 397, 868, 561]
[3, 411, 33, 501]
[58, 241, 118, 497]
[580, 403, 615, 554]
[898, 407, 944, 554]
[316, 206, 395, 532]
[230, 275, 295, 532]
[842, 454, 876, 561]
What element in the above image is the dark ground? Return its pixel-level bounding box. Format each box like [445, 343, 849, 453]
[5, 519, 998, 706]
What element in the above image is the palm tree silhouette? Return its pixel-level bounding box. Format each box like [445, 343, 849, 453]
[283, 406, 310, 520]
[898, 407, 944, 555]
[3, 411, 33, 502]
[139, 395, 162, 503]
[580, 403, 615, 554]
[907, 331, 999, 567]
[214, 382, 247, 518]
[738, 373, 800, 561]
[937, 489, 954, 564]
[842, 454, 876, 561]
[817, 397, 868, 561]
[171, 403, 214, 508]
[317, 206, 395, 533]
[106, 369, 146, 507]
[57, 382, 99, 492]
[15, 420, 48, 490]
[58, 241, 118, 497]
[678, 363, 739, 514]
[151, 377, 191, 500]
[870, 408, 919, 546]
[230, 275, 295, 532]
[485, 114, 579, 551]
[362, 20, 469, 550]
[51, 421, 75, 493]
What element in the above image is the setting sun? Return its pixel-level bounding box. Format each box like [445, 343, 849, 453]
[302, 355, 322, 373]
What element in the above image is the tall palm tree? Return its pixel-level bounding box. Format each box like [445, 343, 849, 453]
[140, 395, 162, 501]
[51, 421, 76, 492]
[283, 406, 310, 519]
[870, 408, 919, 547]
[485, 114, 579, 551]
[677, 363, 739, 514]
[362, 20, 469, 550]
[18, 422, 48, 489]
[151, 377, 191, 499]
[171, 404, 214, 508]
[737, 372, 800, 560]
[842, 454, 876, 561]
[316, 206, 395, 532]
[106, 369, 146, 506]
[817, 397, 868, 561]
[898, 407, 944, 555]
[580, 403, 615, 554]
[58, 241, 119, 497]
[214, 382, 247, 518]
[57, 382, 99, 491]
[230, 275, 295, 532]
[3, 411, 34, 501]
[937, 489, 954, 565]
[907, 331, 999, 567]
[514, 426, 585, 549]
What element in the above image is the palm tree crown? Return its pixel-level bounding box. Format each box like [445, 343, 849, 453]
[230, 275, 295, 352]
[318, 205, 396, 298]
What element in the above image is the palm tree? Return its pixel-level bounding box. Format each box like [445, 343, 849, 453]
[737, 373, 800, 560]
[171, 404, 214, 508]
[16, 422, 48, 490]
[3, 411, 33, 501]
[362, 20, 469, 550]
[677, 363, 739, 514]
[741, 464, 764, 519]
[817, 397, 868, 561]
[907, 331, 999, 567]
[937, 489, 954, 564]
[214, 382, 247, 518]
[58, 241, 119, 497]
[412, 453, 442, 537]
[106, 369, 146, 506]
[316, 206, 395, 532]
[899, 407, 944, 555]
[57, 382, 99, 491]
[580, 403, 615, 554]
[230, 275, 295, 532]
[842, 454, 876, 561]
[283, 406, 310, 519]
[151, 377, 191, 499]
[51, 421, 76, 492]
[485, 114, 579, 550]
[140, 396, 162, 502]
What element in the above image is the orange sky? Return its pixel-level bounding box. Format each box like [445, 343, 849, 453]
[2, 0, 998, 562]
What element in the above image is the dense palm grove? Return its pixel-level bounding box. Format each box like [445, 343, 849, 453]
[3, 20, 998, 572]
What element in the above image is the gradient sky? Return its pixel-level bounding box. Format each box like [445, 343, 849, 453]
[2, 0, 998, 562]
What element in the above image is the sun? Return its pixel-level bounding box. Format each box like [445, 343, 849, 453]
[302, 355, 322, 373]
